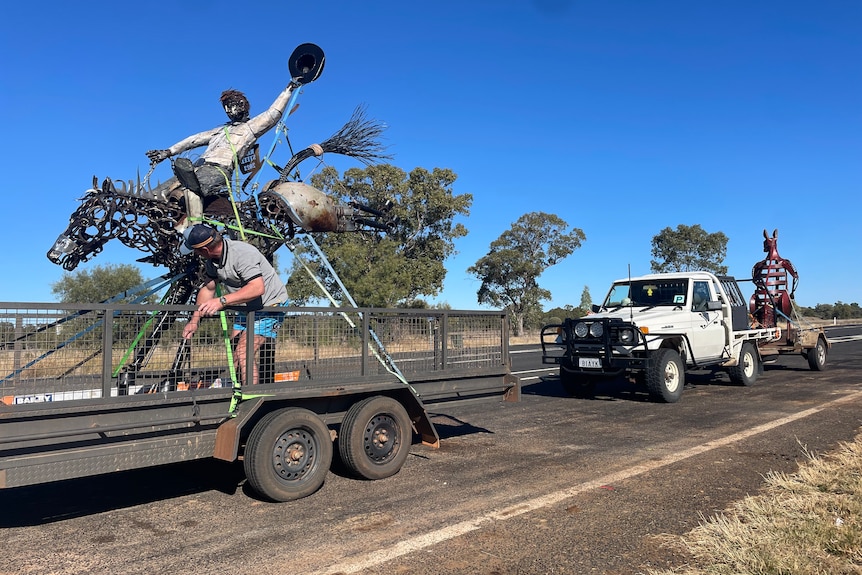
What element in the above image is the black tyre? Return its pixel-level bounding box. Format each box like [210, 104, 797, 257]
[244, 407, 333, 502]
[729, 342, 759, 386]
[338, 396, 413, 480]
[560, 367, 596, 398]
[807, 338, 828, 371]
[645, 349, 684, 403]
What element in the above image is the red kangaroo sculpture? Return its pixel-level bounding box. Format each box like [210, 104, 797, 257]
[750, 229, 798, 328]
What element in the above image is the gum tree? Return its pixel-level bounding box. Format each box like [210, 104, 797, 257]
[650, 224, 728, 274]
[469, 212, 585, 335]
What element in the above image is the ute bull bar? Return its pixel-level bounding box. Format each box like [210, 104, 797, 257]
[540, 317, 692, 377]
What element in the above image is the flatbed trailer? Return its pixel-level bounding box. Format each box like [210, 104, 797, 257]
[0, 302, 518, 501]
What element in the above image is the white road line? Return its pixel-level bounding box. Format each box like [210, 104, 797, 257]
[308, 389, 862, 575]
[512, 368, 557, 375]
[512, 367, 557, 382]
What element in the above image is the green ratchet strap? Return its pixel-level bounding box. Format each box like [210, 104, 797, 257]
[112, 290, 172, 377]
[222, 127, 247, 241]
[214, 284, 242, 414]
[198, 216, 284, 244]
[110, 272, 189, 377]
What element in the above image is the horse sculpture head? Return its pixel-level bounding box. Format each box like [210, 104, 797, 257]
[47, 177, 188, 272]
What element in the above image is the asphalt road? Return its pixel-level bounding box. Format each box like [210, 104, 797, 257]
[2, 325, 860, 575]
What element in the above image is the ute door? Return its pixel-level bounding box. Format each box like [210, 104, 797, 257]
[686, 280, 726, 362]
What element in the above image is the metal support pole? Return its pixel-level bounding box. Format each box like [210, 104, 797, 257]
[101, 308, 114, 397]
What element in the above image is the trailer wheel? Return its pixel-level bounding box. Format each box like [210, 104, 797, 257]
[807, 338, 828, 371]
[244, 407, 333, 502]
[728, 342, 759, 386]
[560, 368, 596, 398]
[339, 396, 412, 480]
[645, 349, 684, 403]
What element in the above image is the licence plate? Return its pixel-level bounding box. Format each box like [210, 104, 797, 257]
[578, 357, 602, 369]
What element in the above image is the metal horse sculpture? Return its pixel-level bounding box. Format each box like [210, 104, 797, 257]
[749, 228, 799, 328]
[46, 108, 390, 275]
[45, 44, 393, 388]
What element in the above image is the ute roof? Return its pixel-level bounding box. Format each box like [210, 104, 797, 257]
[611, 271, 727, 284]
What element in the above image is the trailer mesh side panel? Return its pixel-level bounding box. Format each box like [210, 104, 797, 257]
[0, 304, 508, 404]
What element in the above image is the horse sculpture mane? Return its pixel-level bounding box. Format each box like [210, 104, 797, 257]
[47, 179, 293, 273]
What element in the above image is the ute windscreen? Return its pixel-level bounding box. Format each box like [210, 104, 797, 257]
[604, 279, 690, 307]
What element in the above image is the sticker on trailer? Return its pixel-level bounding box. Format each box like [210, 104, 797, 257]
[12, 393, 54, 404]
[2, 389, 106, 405]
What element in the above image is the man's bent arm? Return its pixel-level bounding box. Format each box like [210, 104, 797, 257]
[184, 280, 218, 338]
[220, 276, 266, 306]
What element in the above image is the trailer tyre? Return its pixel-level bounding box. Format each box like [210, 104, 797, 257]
[339, 396, 412, 480]
[645, 349, 684, 403]
[729, 342, 759, 386]
[807, 338, 828, 371]
[244, 407, 333, 502]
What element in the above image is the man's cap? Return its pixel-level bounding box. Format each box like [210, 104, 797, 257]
[181, 224, 218, 254]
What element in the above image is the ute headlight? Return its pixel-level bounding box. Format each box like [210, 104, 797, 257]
[618, 327, 636, 344]
[589, 322, 604, 338]
[574, 322, 589, 338]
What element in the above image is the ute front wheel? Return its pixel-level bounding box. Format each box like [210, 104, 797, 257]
[244, 407, 333, 502]
[645, 349, 684, 403]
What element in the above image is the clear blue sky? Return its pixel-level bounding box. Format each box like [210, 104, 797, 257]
[2, 1, 860, 309]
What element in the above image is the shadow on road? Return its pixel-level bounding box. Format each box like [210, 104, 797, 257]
[427, 412, 493, 440]
[1, 411, 505, 525]
[523, 370, 747, 403]
[0, 458, 245, 528]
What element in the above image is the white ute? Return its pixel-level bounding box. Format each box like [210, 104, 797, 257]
[540, 271, 781, 402]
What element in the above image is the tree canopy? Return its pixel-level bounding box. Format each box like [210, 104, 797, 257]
[51, 263, 154, 303]
[468, 212, 585, 335]
[800, 301, 862, 320]
[650, 224, 728, 275]
[285, 164, 472, 308]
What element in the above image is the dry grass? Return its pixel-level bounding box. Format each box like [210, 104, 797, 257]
[649, 432, 862, 575]
[510, 334, 540, 346]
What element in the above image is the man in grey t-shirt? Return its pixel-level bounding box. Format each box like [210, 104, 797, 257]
[182, 224, 286, 385]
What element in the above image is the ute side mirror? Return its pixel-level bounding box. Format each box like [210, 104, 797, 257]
[707, 300, 723, 311]
[590, 304, 601, 313]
